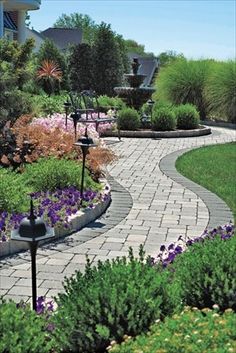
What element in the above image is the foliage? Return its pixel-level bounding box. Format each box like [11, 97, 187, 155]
[0, 168, 29, 213]
[109, 307, 236, 353]
[156, 59, 213, 119]
[37, 60, 62, 96]
[176, 143, 236, 221]
[22, 157, 99, 192]
[0, 120, 35, 168]
[0, 39, 34, 124]
[118, 107, 140, 130]
[152, 106, 176, 131]
[54, 247, 176, 353]
[174, 103, 200, 129]
[124, 39, 155, 58]
[171, 235, 236, 311]
[206, 60, 236, 123]
[158, 50, 185, 67]
[0, 299, 57, 353]
[54, 13, 98, 45]
[37, 39, 67, 92]
[29, 94, 67, 117]
[97, 95, 126, 111]
[93, 22, 124, 96]
[68, 43, 94, 92]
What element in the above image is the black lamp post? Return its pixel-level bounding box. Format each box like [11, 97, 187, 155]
[74, 128, 97, 205]
[11, 199, 54, 311]
[71, 110, 82, 140]
[64, 99, 72, 130]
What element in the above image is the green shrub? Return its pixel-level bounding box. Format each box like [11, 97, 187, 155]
[0, 300, 58, 353]
[0, 168, 30, 213]
[29, 94, 67, 117]
[171, 235, 236, 311]
[152, 106, 176, 131]
[175, 104, 200, 129]
[22, 157, 100, 192]
[54, 248, 177, 353]
[97, 95, 125, 112]
[206, 60, 236, 123]
[118, 107, 140, 130]
[156, 58, 213, 119]
[110, 307, 236, 353]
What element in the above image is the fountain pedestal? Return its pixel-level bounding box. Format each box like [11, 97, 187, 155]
[114, 58, 155, 110]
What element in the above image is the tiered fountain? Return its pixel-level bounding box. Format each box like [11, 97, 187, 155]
[114, 58, 155, 110]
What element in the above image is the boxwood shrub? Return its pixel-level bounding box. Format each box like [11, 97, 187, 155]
[109, 307, 236, 353]
[151, 107, 176, 131]
[117, 108, 140, 130]
[171, 235, 236, 311]
[0, 300, 58, 353]
[175, 103, 200, 129]
[53, 248, 178, 353]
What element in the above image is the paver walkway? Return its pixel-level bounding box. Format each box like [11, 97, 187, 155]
[0, 126, 235, 303]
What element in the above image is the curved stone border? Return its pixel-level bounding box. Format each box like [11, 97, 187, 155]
[102, 125, 211, 139]
[160, 148, 233, 229]
[202, 120, 236, 130]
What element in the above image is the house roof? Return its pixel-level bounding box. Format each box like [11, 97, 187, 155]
[40, 27, 82, 50]
[128, 53, 159, 86]
[4, 12, 17, 32]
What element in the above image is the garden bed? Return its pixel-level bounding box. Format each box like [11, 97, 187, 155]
[102, 125, 211, 138]
[0, 180, 111, 258]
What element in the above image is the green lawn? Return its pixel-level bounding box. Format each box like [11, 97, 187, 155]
[176, 142, 236, 222]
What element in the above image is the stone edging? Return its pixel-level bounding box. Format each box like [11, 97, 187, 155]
[201, 120, 236, 130]
[102, 125, 211, 138]
[159, 148, 233, 229]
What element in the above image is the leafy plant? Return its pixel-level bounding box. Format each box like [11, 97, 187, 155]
[0, 299, 58, 353]
[151, 106, 176, 131]
[37, 60, 62, 96]
[206, 60, 236, 123]
[53, 247, 177, 353]
[171, 235, 236, 311]
[22, 157, 100, 192]
[118, 107, 140, 130]
[109, 307, 236, 353]
[0, 168, 29, 213]
[174, 103, 200, 129]
[97, 95, 125, 112]
[156, 59, 213, 119]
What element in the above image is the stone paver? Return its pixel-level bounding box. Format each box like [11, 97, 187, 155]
[0, 126, 235, 303]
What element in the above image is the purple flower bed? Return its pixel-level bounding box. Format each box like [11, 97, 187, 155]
[151, 223, 235, 268]
[0, 186, 107, 242]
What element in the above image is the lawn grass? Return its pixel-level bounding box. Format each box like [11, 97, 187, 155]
[176, 142, 236, 222]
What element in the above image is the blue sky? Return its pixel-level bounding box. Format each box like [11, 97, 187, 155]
[30, 0, 235, 60]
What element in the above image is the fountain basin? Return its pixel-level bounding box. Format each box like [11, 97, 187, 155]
[124, 74, 147, 88]
[114, 86, 155, 110]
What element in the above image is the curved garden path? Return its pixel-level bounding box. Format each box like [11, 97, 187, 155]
[0, 126, 235, 303]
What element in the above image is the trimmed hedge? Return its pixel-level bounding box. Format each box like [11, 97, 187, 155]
[152, 106, 176, 131]
[118, 107, 140, 130]
[175, 103, 200, 129]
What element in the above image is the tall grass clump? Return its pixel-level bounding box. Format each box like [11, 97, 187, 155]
[206, 60, 236, 123]
[156, 59, 213, 120]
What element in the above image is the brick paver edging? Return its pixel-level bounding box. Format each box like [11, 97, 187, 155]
[160, 148, 233, 229]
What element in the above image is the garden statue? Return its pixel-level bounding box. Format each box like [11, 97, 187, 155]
[131, 58, 141, 75]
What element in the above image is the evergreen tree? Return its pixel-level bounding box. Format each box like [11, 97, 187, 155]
[93, 22, 124, 96]
[68, 43, 94, 92]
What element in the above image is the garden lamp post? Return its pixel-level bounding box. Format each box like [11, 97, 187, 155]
[71, 110, 82, 140]
[147, 99, 155, 120]
[74, 128, 97, 205]
[11, 199, 54, 311]
[64, 99, 72, 130]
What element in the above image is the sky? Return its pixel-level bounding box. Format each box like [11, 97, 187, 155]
[30, 0, 236, 60]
